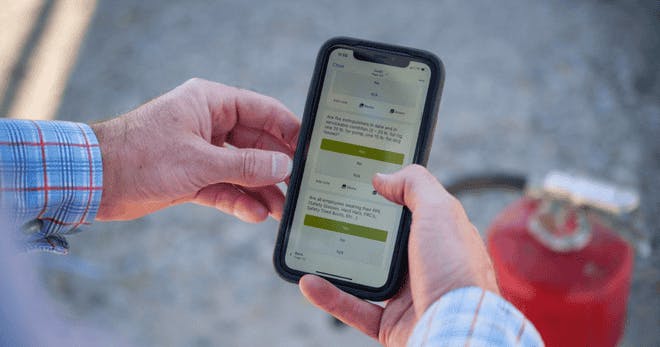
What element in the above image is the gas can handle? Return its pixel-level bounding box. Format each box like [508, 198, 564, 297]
[539, 171, 639, 215]
[527, 171, 650, 257]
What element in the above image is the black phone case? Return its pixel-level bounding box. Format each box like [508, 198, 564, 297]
[273, 37, 445, 301]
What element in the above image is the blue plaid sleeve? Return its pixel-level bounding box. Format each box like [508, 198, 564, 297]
[408, 287, 544, 347]
[0, 119, 103, 254]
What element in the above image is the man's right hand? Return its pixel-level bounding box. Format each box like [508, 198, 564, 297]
[299, 165, 499, 346]
[91, 78, 300, 222]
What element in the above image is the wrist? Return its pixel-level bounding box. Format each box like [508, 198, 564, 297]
[90, 119, 124, 220]
[413, 259, 500, 317]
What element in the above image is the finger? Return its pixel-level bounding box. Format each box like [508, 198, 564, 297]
[227, 124, 295, 156]
[299, 275, 383, 340]
[198, 145, 292, 187]
[230, 88, 300, 148]
[242, 185, 286, 220]
[372, 164, 456, 214]
[192, 79, 300, 149]
[193, 183, 269, 222]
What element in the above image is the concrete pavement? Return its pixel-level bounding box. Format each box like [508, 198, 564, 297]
[8, 0, 658, 345]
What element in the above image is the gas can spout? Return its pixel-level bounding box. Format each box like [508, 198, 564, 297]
[527, 199, 592, 252]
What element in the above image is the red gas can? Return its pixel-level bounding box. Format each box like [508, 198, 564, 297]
[487, 197, 634, 347]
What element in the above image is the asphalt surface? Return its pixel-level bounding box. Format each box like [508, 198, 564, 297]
[30, 0, 659, 346]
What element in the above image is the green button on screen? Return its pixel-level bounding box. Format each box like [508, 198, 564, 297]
[304, 214, 388, 242]
[320, 138, 404, 165]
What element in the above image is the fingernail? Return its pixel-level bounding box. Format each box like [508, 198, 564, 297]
[235, 203, 267, 222]
[272, 153, 292, 180]
[235, 208, 249, 221]
[375, 172, 390, 179]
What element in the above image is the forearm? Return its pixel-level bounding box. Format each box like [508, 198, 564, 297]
[408, 287, 544, 347]
[0, 119, 103, 254]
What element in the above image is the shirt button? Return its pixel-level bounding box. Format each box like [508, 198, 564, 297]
[20, 219, 43, 235]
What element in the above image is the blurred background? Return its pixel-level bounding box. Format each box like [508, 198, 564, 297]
[1, 0, 658, 346]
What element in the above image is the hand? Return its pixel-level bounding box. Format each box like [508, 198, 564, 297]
[299, 165, 498, 346]
[91, 78, 300, 222]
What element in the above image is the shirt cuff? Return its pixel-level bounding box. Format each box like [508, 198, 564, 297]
[407, 286, 544, 347]
[0, 120, 103, 254]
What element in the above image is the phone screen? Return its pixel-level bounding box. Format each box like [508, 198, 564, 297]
[284, 47, 432, 287]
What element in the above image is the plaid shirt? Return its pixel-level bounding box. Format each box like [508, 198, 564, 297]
[0, 119, 102, 254]
[0, 119, 543, 346]
[409, 287, 544, 346]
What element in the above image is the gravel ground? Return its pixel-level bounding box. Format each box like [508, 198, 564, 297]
[37, 0, 658, 346]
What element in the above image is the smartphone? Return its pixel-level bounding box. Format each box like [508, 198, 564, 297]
[274, 37, 444, 300]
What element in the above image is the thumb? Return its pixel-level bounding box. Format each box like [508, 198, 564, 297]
[202, 146, 292, 187]
[299, 275, 383, 341]
[372, 164, 453, 213]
